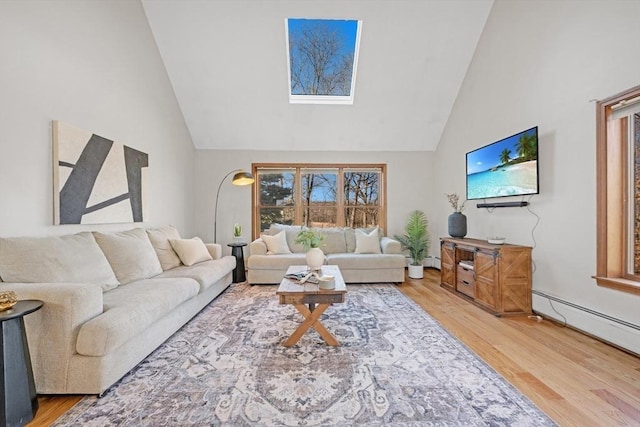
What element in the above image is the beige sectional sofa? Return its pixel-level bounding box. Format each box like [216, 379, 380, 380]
[247, 224, 406, 284]
[0, 226, 235, 395]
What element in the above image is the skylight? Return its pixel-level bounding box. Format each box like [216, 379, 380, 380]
[285, 18, 362, 105]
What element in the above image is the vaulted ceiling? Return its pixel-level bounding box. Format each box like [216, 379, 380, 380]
[142, 0, 494, 151]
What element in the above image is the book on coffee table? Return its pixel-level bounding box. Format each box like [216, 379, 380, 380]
[284, 270, 319, 284]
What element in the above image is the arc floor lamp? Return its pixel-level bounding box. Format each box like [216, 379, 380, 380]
[214, 169, 254, 243]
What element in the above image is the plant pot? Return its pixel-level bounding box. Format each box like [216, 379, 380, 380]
[306, 247, 325, 271]
[448, 212, 467, 238]
[408, 264, 424, 279]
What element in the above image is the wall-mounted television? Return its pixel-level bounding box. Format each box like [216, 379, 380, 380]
[466, 126, 539, 200]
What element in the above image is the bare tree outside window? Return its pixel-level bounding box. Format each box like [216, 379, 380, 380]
[344, 171, 379, 228]
[253, 164, 386, 239]
[286, 18, 362, 104]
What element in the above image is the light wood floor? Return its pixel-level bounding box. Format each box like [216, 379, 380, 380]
[28, 269, 640, 426]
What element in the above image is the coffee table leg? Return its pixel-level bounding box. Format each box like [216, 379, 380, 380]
[283, 303, 339, 347]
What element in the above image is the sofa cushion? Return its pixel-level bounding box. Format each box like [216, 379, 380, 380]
[326, 253, 406, 270]
[156, 256, 236, 292]
[94, 228, 163, 284]
[169, 237, 213, 266]
[317, 227, 347, 254]
[262, 230, 292, 254]
[355, 227, 381, 254]
[75, 277, 200, 357]
[0, 232, 119, 291]
[268, 224, 303, 253]
[146, 225, 182, 270]
[247, 253, 308, 270]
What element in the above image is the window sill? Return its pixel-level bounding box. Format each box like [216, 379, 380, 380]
[593, 276, 640, 295]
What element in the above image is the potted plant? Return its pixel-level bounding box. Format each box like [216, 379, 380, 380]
[445, 193, 467, 238]
[295, 228, 325, 271]
[233, 224, 242, 242]
[395, 210, 430, 279]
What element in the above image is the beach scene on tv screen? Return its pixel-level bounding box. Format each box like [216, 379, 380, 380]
[467, 128, 538, 200]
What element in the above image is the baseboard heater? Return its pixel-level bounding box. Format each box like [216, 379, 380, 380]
[532, 289, 640, 331]
[476, 201, 529, 208]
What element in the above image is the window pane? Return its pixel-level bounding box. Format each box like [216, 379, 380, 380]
[344, 171, 379, 207]
[286, 18, 362, 104]
[301, 171, 337, 205]
[259, 208, 295, 232]
[303, 207, 337, 228]
[259, 171, 294, 206]
[345, 207, 379, 228]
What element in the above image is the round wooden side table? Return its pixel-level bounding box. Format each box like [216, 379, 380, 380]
[227, 242, 247, 283]
[0, 299, 43, 427]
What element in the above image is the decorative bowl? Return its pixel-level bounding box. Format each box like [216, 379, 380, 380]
[0, 290, 18, 311]
[487, 237, 506, 245]
[318, 275, 335, 290]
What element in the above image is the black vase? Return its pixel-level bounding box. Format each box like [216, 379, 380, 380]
[448, 212, 467, 238]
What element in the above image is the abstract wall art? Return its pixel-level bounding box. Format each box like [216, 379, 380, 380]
[53, 121, 149, 225]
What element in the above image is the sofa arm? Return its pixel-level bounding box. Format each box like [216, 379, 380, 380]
[205, 243, 222, 260]
[380, 236, 402, 254]
[249, 238, 268, 256]
[0, 282, 103, 392]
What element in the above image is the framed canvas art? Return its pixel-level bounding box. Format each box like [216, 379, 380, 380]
[53, 121, 149, 225]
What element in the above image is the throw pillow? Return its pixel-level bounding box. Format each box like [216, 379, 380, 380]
[94, 228, 163, 284]
[269, 224, 303, 253]
[262, 230, 292, 254]
[355, 227, 381, 254]
[169, 237, 213, 266]
[146, 225, 182, 270]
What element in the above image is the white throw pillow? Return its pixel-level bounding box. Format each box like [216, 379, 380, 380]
[94, 228, 163, 284]
[355, 227, 381, 254]
[146, 225, 182, 270]
[262, 230, 292, 254]
[169, 237, 213, 266]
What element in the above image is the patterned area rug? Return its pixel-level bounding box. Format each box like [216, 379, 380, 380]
[54, 283, 556, 426]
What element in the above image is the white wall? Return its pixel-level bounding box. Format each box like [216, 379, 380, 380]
[0, 0, 195, 237]
[434, 0, 640, 353]
[193, 150, 433, 255]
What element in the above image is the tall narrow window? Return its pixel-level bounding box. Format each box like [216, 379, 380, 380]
[301, 169, 338, 227]
[344, 169, 380, 228]
[256, 169, 295, 231]
[253, 164, 385, 239]
[595, 85, 640, 294]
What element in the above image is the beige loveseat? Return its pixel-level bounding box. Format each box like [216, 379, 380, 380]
[0, 225, 235, 395]
[247, 224, 406, 284]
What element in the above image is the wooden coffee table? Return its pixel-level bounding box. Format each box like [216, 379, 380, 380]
[276, 265, 347, 347]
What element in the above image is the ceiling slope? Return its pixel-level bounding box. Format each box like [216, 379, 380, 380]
[142, 0, 493, 151]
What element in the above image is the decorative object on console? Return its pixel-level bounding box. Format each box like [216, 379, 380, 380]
[0, 290, 17, 311]
[53, 120, 149, 225]
[213, 169, 254, 243]
[487, 236, 506, 245]
[394, 210, 429, 279]
[295, 229, 325, 271]
[446, 193, 467, 238]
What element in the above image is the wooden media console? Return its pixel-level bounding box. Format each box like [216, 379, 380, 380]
[440, 237, 532, 316]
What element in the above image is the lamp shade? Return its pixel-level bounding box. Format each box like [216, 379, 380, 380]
[231, 171, 255, 186]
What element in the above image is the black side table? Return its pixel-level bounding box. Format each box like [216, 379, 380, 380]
[227, 242, 247, 283]
[1, 299, 43, 427]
